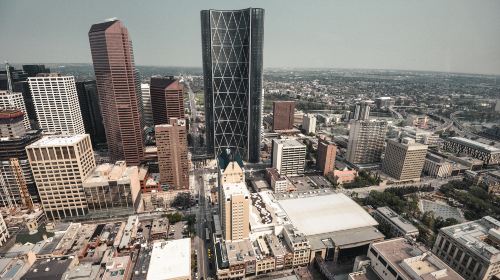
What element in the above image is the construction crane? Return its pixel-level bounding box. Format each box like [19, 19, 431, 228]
[10, 158, 34, 212]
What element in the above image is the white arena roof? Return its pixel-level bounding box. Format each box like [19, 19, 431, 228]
[277, 193, 378, 236]
[147, 238, 191, 280]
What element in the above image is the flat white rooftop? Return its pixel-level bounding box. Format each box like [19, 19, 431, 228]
[222, 182, 250, 198]
[147, 238, 191, 280]
[278, 193, 378, 236]
[28, 134, 87, 147]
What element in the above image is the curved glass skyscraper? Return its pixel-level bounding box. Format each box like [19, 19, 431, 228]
[201, 8, 264, 163]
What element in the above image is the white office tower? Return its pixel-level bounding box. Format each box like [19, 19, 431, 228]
[27, 134, 96, 220]
[302, 114, 316, 134]
[353, 100, 373, 121]
[140, 83, 154, 126]
[347, 119, 388, 164]
[272, 139, 306, 175]
[0, 90, 31, 130]
[28, 74, 85, 134]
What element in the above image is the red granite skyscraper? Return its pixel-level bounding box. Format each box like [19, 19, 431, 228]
[88, 20, 144, 165]
[150, 76, 185, 126]
[273, 101, 295, 131]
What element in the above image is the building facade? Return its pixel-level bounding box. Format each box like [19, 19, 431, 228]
[442, 137, 500, 165]
[89, 19, 144, 165]
[372, 207, 419, 239]
[28, 74, 85, 135]
[353, 100, 373, 121]
[26, 135, 96, 220]
[346, 120, 388, 164]
[0, 90, 31, 130]
[272, 139, 306, 176]
[273, 101, 295, 131]
[317, 140, 336, 176]
[76, 80, 107, 146]
[140, 83, 154, 126]
[433, 216, 500, 280]
[155, 118, 189, 190]
[149, 77, 184, 126]
[221, 182, 250, 241]
[423, 152, 453, 178]
[201, 8, 264, 163]
[382, 138, 428, 181]
[302, 114, 316, 134]
[0, 214, 9, 247]
[83, 161, 142, 214]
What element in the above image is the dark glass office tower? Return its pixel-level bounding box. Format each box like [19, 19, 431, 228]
[201, 8, 264, 163]
[22, 65, 50, 77]
[76, 80, 107, 147]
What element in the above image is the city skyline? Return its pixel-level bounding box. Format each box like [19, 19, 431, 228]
[1, 0, 500, 75]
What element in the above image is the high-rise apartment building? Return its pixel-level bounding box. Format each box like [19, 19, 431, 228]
[76, 80, 106, 146]
[201, 8, 264, 163]
[382, 138, 428, 181]
[0, 109, 26, 138]
[273, 101, 295, 131]
[26, 134, 96, 220]
[89, 19, 144, 165]
[83, 161, 142, 214]
[140, 83, 154, 126]
[155, 118, 189, 190]
[0, 90, 31, 130]
[272, 139, 306, 176]
[302, 114, 316, 134]
[317, 140, 337, 176]
[346, 120, 388, 164]
[433, 216, 500, 280]
[150, 77, 184, 126]
[353, 100, 373, 120]
[28, 74, 85, 135]
[220, 182, 250, 241]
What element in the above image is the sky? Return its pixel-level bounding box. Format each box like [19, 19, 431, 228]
[1, 0, 500, 75]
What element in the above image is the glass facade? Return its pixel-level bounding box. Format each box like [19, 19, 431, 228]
[201, 8, 264, 163]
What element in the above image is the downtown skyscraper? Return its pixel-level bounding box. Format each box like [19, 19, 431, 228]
[88, 19, 144, 165]
[201, 8, 264, 163]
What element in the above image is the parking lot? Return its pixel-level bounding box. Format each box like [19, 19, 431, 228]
[167, 221, 188, 240]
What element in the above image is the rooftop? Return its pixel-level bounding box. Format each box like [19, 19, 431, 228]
[147, 239, 191, 280]
[273, 138, 306, 148]
[222, 182, 250, 199]
[376, 206, 419, 234]
[278, 193, 378, 236]
[28, 134, 87, 148]
[22, 257, 72, 280]
[372, 238, 464, 280]
[440, 216, 500, 263]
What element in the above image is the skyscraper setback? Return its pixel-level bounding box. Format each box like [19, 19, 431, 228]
[150, 76, 185, 126]
[88, 19, 144, 165]
[201, 8, 265, 163]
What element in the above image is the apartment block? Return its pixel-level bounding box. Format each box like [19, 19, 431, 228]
[317, 139, 336, 176]
[220, 182, 250, 241]
[26, 134, 96, 220]
[28, 74, 85, 134]
[353, 100, 373, 121]
[433, 216, 500, 280]
[83, 161, 142, 214]
[155, 118, 189, 190]
[266, 168, 289, 193]
[302, 114, 316, 134]
[273, 101, 295, 131]
[272, 139, 306, 176]
[346, 119, 388, 164]
[0, 90, 31, 130]
[382, 138, 428, 181]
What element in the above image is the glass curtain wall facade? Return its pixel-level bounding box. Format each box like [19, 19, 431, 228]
[201, 8, 264, 163]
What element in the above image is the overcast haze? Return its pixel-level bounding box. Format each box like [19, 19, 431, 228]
[1, 0, 500, 75]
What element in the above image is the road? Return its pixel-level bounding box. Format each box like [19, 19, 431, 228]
[195, 170, 210, 279]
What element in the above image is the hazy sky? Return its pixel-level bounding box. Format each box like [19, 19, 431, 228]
[1, 0, 500, 74]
